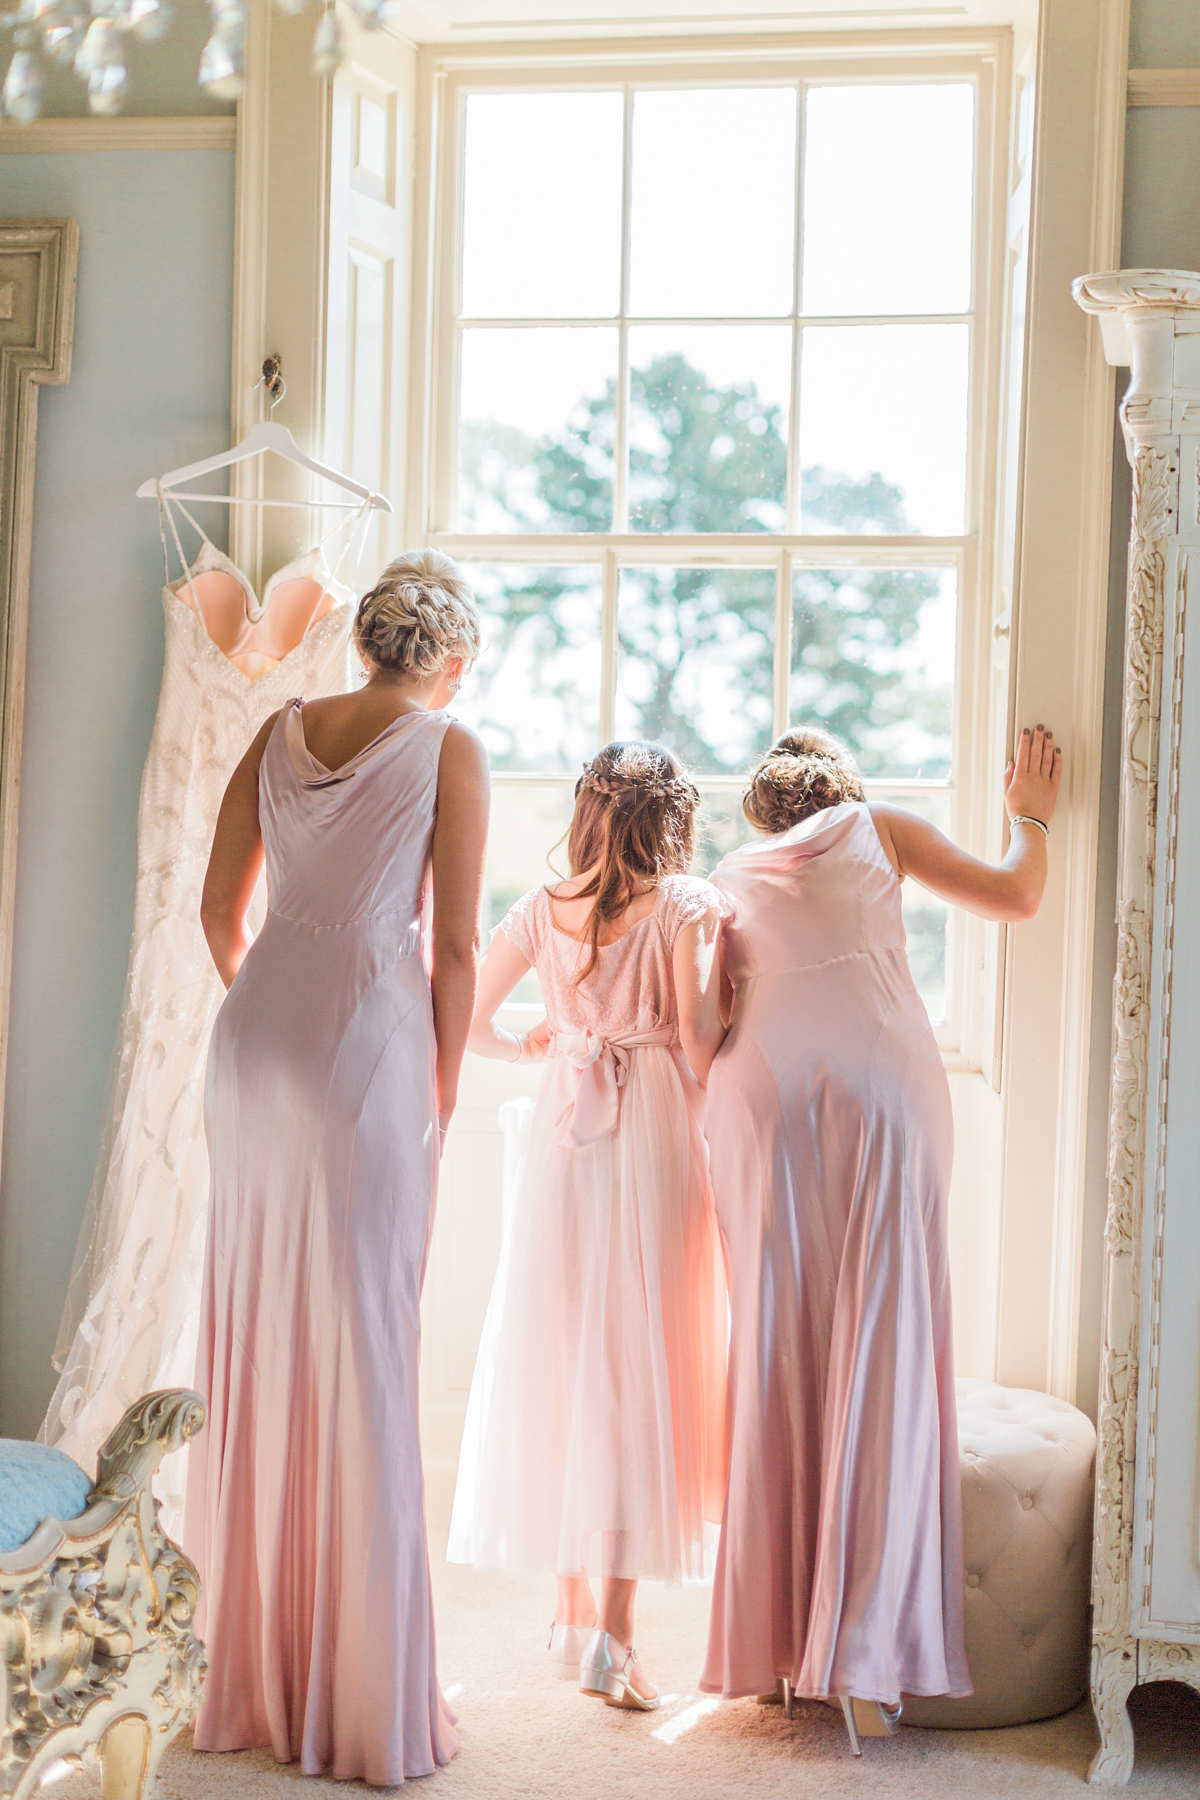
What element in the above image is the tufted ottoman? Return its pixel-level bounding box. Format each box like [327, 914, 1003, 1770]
[902, 1378, 1096, 1729]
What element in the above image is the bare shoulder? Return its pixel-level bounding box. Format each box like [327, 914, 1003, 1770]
[438, 717, 490, 776]
[436, 722, 490, 820]
[869, 799, 960, 882]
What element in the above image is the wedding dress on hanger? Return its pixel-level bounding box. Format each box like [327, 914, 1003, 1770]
[40, 495, 363, 1530]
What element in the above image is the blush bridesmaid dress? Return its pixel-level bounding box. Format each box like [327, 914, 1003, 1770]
[185, 700, 459, 1784]
[700, 800, 970, 1709]
[448, 875, 728, 1586]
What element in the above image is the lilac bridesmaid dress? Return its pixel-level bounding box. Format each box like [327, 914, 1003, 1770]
[185, 700, 459, 1784]
[700, 801, 970, 1707]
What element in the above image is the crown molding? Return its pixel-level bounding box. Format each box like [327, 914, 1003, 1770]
[0, 117, 236, 153]
[420, 21, 1007, 71]
[1127, 68, 1200, 107]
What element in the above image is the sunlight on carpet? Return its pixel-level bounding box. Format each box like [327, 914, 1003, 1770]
[44, 1538, 1200, 1799]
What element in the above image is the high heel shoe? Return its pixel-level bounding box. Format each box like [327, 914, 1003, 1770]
[838, 1696, 902, 1756]
[756, 1677, 793, 1714]
[548, 1621, 594, 1680]
[578, 1630, 660, 1711]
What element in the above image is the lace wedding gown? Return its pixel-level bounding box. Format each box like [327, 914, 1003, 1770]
[40, 510, 356, 1526]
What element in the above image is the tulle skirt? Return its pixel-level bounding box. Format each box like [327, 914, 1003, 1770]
[448, 1046, 727, 1583]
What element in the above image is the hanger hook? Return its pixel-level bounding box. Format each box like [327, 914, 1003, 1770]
[269, 375, 288, 418]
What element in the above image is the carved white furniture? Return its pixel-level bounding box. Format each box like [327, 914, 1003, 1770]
[902, 1380, 1095, 1731]
[0, 1389, 206, 1800]
[1073, 270, 1200, 1785]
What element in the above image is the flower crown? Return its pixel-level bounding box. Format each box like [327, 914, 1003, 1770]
[579, 761, 700, 807]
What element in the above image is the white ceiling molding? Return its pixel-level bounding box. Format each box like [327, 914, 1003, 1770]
[446, 7, 969, 25]
[393, 0, 1018, 42]
[0, 117, 236, 152]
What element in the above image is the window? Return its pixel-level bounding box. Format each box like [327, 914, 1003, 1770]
[424, 46, 1001, 1038]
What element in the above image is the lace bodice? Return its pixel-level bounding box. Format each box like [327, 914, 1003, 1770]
[499, 873, 724, 1040]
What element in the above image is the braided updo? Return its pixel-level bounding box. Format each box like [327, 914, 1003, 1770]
[564, 741, 700, 985]
[742, 726, 865, 834]
[353, 548, 481, 677]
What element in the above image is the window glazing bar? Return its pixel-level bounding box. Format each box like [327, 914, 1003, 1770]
[431, 532, 968, 561]
[486, 771, 958, 791]
[454, 312, 974, 329]
[600, 546, 619, 743]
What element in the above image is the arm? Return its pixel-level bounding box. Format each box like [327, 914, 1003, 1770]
[674, 908, 726, 1086]
[870, 724, 1063, 924]
[430, 723, 490, 1133]
[466, 930, 547, 1062]
[200, 713, 277, 988]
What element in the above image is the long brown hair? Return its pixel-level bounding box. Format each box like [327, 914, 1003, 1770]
[741, 726, 864, 834]
[556, 740, 700, 985]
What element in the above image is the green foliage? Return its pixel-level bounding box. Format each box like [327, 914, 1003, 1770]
[463, 353, 951, 778]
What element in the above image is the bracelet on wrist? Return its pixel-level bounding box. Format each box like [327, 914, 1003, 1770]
[1010, 814, 1050, 841]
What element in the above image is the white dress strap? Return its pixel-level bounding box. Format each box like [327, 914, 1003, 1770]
[156, 483, 203, 614]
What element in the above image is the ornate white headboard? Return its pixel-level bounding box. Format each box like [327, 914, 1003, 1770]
[1073, 270, 1200, 1786]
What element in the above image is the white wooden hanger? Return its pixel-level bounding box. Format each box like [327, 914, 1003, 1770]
[136, 362, 392, 514]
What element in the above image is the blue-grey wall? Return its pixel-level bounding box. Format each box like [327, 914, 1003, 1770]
[1076, 0, 1200, 1418]
[0, 150, 234, 1437]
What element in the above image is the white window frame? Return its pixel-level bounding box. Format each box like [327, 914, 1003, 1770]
[233, 0, 1128, 1444]
[410, 30, 1012, 1058]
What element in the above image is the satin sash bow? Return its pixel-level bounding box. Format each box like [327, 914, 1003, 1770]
[554, 1026, 677, 1149]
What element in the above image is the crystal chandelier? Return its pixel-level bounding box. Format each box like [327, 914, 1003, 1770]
[0, 0, 394, 123]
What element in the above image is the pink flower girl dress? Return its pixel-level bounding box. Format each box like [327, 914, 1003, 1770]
[448, 874, 728, 1593]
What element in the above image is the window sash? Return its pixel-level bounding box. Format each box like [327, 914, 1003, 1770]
[436, 538, 963, 747]
[432, 49, 996, 544]
[418, 34, 1007, 1058]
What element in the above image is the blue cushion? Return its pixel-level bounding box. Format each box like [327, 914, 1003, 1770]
[0, 1439, 92, 1554]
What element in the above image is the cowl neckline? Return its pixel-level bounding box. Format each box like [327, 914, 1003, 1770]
[720, 799, 863, 878]
[283, 698, 446, 788]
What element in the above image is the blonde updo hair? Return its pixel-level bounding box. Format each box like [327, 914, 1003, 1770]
[742, 726, 865, 835]
[353, 549, 481, 677]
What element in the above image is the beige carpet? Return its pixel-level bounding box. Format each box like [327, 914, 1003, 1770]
[52, 1538, 1200, 1798]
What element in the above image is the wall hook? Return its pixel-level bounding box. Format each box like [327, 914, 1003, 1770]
[256, 354, 286, 417]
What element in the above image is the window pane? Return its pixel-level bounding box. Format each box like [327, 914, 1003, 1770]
[484, 781, 578, 1003]
[802, 84, 975, 317]
[629, 87, 797, 317]
[461, 91, 623, 318]
[616, 567, 775, 775]
[790, 566, 956, 779]
[694, 784, 758, 876]
[627, 327, 790, 533]
[870, 788, 952, 1022]
[458, 327, 617, 531]
[456, 566, 603, 774]
[798, 323, 969, 534]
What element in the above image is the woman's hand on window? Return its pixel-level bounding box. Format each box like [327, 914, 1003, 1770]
[1003, 724, 1062, 827]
